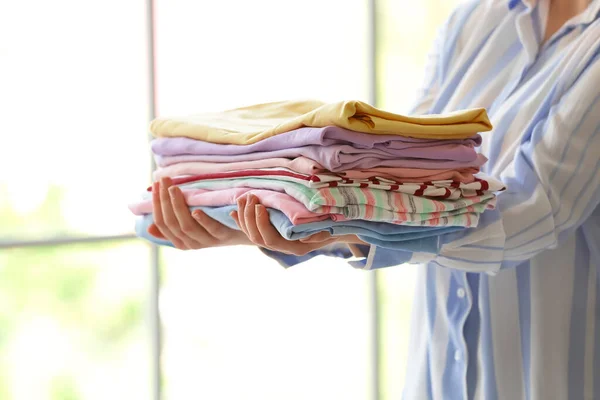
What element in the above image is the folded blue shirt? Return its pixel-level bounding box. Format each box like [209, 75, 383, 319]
[135, 205, 463, 254]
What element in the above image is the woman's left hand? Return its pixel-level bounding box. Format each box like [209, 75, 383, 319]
[231, 194, 339, 256]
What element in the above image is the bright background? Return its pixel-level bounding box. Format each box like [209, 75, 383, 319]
[0, 0, 461, 399]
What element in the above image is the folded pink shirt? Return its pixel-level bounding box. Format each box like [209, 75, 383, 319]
[129, 187, 341, 224]
[153, 157, 325, 180]
[153, 156, 481, 184]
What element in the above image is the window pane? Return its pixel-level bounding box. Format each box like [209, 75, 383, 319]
[0, 241, 152, 400]
[376, 0, 461, 112]
[154, 0, 370, 115]
[154, 0, 373, 399]
[377, 267, 419, 399]
[161, 247, 373, 400]
[0, 0, 151, 241]
[376, 1, 463, 398]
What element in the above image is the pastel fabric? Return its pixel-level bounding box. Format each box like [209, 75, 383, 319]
[131, 185, 491, 227]
[151, 126, 482, 161]
[135, 204, 464, 252]
[128, 187, 342, 224]
[338, 166, 479, 181]
[161, 168, 505, 199]
[154, 148, 488, 172]
[154, 177, 497, 225]
[153, 157, 326, 180]
[153, 158, 481, 183]
[150, 99, 492, 144]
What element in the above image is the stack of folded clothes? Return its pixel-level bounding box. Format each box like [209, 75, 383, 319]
[129, 99, 505, 253]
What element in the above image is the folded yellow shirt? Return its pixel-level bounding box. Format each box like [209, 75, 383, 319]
[150, 100, 492, 144]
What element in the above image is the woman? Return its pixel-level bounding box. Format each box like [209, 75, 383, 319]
[149, 0, 600, 398]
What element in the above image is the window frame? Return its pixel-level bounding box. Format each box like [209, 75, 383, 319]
[0, 0, 382, 399]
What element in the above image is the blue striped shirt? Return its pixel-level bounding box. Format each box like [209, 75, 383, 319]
[265, 0, 600, 398]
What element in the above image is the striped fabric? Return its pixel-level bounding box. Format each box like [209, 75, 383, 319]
[162, 168, 505, 199]
[265, 1, 600, 398]
[169, 177, 496, 225]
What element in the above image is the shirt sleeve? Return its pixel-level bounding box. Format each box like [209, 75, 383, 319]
[364, 56, 600, 272]
[408, 0, 480, 115]
[361, 6, 600, 273]
[431, 57, 600, 274]
[353, 3, 479, 270]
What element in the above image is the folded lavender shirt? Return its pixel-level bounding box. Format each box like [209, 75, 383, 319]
[151, 126, 481, 162]
[155, 147, 488, 172]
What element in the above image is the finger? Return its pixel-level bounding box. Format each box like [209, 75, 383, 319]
[169, 186, 216, 245]
[152, 182, 168, 235]
[153, 180, 187, 249]
[147, 224, 166, 239]
[230, 211, 241, 228]
[254, 204, 293, 252]
[244, 196, 265, 245]
[192, 209, 230, 239]
[159, 177, 192, 249]
[254, 205, 338, 256]
[299, 231, 334, 243]
[236, 196, 249, 234]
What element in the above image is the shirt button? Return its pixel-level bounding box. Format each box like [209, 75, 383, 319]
[454, 350, 461, 361]
[456, 288, 466, 298]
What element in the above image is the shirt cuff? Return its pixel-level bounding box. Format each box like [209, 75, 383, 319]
[432, 209, 505, 274]
[260, 242, 369, 269]
[359, 210, 507, 273]
[358, 245, 435, 269]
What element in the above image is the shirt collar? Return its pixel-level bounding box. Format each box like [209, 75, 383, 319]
[508, 0, 537, 10]
[508, 0, 600, 26]
[570, 0, 600, 26]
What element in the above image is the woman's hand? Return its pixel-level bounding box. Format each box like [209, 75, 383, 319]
[148, 177, 251, 250]
[231, 194, 342, 256]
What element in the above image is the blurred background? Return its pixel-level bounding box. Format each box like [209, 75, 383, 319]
[0, 0, 462, 399]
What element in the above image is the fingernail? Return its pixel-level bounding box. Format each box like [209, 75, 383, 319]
[192, 210, 201, 219]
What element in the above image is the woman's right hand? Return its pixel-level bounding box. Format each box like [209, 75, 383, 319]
[231, 194, 342, 256]
[148, 177, 252, 250]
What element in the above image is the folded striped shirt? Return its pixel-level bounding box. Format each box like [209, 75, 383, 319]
[155, 168, 505, 199]
[132, 186, 491, 227]
[145, 177, 497, 225]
